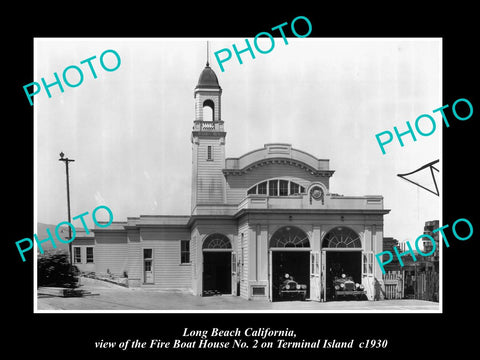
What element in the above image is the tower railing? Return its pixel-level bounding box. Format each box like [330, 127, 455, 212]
[193, 120, 224, 131]
[201, 121, 215, 130]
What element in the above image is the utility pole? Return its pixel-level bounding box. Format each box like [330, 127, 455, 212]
[59, 152, 75, 264]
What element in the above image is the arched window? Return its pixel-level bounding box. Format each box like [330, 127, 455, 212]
[322, 227, 361, 248]
[270, 226, 310, 248]
[247, 179, 306, 197]
[203, 233, 231, 249]
[203, 99, 214, 122]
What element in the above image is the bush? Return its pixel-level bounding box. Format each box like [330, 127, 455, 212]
[37, 250, 79, 288]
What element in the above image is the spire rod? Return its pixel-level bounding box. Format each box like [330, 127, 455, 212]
[206, 40, 210, 67]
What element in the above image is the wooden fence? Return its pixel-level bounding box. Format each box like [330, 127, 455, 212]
[383, 270, 439, 302]
[415, 271, 439, 302]
[383, 271, 403, 299]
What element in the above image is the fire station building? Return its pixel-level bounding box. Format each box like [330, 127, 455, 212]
[75, 61, 390, 302]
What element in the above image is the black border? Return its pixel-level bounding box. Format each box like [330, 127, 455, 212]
[7, 5, 479, 356]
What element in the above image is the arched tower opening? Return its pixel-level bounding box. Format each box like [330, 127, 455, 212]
[202, 99, 214, 122]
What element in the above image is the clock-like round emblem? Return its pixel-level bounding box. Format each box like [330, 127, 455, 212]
[310, 186, 323, 200]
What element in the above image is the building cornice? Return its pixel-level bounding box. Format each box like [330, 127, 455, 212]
[187, 214, 236, 227]
[233, 208, 391, 218]
[222, 157, 335, 177]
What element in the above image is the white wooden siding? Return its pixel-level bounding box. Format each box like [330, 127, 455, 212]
[140, 229, 192, 289]
[238, 219, 249, 298]
[127, 233, 142, 283]
[95, 237, 128, 276]
[195, 139, 225, 204]
[138, 240, 191, 289]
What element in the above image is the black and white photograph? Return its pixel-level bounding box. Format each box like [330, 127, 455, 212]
[33, 37, 441, 312]
[7, 7, 479, 357]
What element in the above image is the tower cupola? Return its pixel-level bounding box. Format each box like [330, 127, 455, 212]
[196, 63, 221, 90]
[191, 51, 227, 213]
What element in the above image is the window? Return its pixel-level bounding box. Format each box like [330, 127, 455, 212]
[143, 248, 153, 284]
[363, 253, 374, 275]
[231, 253, 237, 274]
[257, 181, 267, 195]
[290, 182, 299, 195]
[74, 247, 81, 264]
[269, 180, 278, 196]
[207, 146, 212, 160]
[279, 180, 289, 196]
[322, 227, 362, 248]
[270, 226, 310, 248]
[86, 247, 94, 263]
[203, 234, 231, 249]
[181, 240, 190, 264]
[247, 179, 306, 197]
[144, 260, 152, 272]
[310, 252, 320, 276]
[144, 248, 153, 259]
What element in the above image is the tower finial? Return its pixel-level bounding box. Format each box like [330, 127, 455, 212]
[206, 40, 210, 67]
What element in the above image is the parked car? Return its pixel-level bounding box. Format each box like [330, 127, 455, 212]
[333, 274, 365, 300]
[278, 273, 307, 301]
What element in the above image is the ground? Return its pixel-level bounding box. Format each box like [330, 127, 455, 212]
[36, 277, 440, 311]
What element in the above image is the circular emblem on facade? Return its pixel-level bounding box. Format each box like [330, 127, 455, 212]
[309, 185, 325, 205]
[310, 186, 323, 200]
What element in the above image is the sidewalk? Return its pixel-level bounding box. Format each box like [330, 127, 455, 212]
[36, 277, 440, 312]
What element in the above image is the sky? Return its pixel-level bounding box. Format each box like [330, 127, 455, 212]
[34, 37, 442, 244]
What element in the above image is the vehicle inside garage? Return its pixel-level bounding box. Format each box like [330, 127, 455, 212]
[272, 251, 310, 301]
[325, 251, 362, 300]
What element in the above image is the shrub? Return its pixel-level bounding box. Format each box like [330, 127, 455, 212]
[37, 250, 79, 288]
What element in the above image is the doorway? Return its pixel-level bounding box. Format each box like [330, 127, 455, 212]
[325, 251, 362, 300]
[271, 251, 310, 301]
[203, 251, 231, 296]
[143, 248, 153, 284]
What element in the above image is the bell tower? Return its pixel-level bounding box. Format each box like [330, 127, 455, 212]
[191, 56, 226, 213]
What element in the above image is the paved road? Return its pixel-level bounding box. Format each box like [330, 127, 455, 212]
[36, 277, 440, 312]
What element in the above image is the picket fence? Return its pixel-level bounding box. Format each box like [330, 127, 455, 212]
[382, 270, 439, 302]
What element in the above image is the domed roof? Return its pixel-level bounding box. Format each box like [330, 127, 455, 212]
[196, 63, 221, 89]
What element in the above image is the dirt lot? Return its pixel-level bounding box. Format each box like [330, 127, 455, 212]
[36, 277, 440, 312]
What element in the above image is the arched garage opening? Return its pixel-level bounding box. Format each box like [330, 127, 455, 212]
[202, 233, 232, 296]
[270, 226, 310, 301]
[322, 227, 363, 301]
